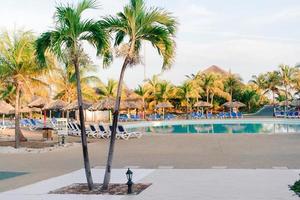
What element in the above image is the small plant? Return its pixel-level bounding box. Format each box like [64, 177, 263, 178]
[289, 175, 300, 197]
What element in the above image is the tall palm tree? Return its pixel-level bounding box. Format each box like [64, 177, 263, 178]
[35, 0, 111, 190]
[0, 30, 50, 148]
[101, 0, 177, 189]
[264, 71, 280, 111]
[177, 81, 199, 118]
[278, 64, 296, 116]
[224, 73, 242, 112]
[199, 73, 216, 103]
[134, 84, 149, 119]
[145, 75, 161, 109]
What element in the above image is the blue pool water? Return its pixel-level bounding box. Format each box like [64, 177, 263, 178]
[0, 171, 27, 180]
[127, 120, 300, 134]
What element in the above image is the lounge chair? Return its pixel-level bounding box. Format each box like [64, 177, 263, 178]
[98, 124, 110, 138]
[109, 125, 129, 140]
[237, 112, 243, 118]
[88, 124, 99, 138]
[118, 125, 142, 139]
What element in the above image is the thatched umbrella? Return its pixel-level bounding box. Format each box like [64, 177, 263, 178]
[64, 100, 93, 111]
[194, 101, 212, 114]
[20, 106, 41, 113]
[156, 102, 174, 119]
[28, 97, 49, 108]
[222, 101, 246, 108]
[43, 99, 68, 118]
[0, 101, 14, 125]
[43, 99, 68, 110]
[28, 97, 49, 127]
[278, 101, 291, 107]
[89, 97, 115, 111]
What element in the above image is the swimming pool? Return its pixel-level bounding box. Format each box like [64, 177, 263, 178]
[0, 171, 27, 180]
[125, 119, 300, 134]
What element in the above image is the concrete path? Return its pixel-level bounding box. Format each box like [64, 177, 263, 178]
[1, 169, 299, 200]
[1, 134, 300, 192]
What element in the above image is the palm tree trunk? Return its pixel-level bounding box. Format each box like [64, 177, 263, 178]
[272, 91, 275, 116]
[284, 86, 288, 118]
[206, 89, 209, 103]
[186, 97, 189, 119]
[103, 57, 129, 190]
[14, 82, 26, 149]
[15, 83, 21, 148]
[73, 58, 93, 190]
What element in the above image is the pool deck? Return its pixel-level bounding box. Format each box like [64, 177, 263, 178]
[1, 168, 299, 200]
[1, 133, 300, 192]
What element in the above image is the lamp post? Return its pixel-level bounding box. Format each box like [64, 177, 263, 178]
[126, 168, 133, 194]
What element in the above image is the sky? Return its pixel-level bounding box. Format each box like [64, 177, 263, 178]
[1, 0, 300, 88]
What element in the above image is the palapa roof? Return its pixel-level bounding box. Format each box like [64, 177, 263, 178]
[20, 106, 41, 113]
[43, 100, 68, 110]
[202, 65, 229, 75]
[194, 101, 212, 107]
[89, 97, 116, 111]
[28, 97, 49, 108]
[0, 100, 14, 114]
[123, 100, 143, 109]
[156, 102, 174, 109]
[222, 101, 246, 108]
[64, 100, 93, 111]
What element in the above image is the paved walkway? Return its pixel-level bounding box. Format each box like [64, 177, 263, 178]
[1, 168, 299, 200]
[1, 134, 300, 192]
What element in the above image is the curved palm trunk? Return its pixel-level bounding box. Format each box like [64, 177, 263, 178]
[14, 82, 26, 149]
[103, 58, 129, 190]
[74, 59, 93, 190]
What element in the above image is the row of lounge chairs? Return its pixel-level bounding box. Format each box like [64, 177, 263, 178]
[191, 112, 243, 119]
[67, 122, 142, 140]
[274, 111, 300, 118]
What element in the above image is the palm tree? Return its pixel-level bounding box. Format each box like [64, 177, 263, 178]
[145, 75, 161, 109]
[96, 79, 118, 98]
[224, 73, 242, 112]
[241, 87, 259, 112]
[101, 0, 177, 189]
[199, 73, 216, 103]
[35, 0, 111, 190]
[278, 65, 296, 116]
[177, 81, 199, 118]
[134, 84, 149, 119]
[0, 30, 50, 148]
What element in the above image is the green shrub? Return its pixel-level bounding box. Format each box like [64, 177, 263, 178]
[289, 176, 300, 197]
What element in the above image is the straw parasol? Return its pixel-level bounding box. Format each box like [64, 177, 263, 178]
[20, 106, 41, 113]
[156, 102, 174, 119]
[64, 100, 93, 111]
[194, 101, 212, 114]
[0, 100, 14, 114]
[194, 101, 212, 108]
[89, 97, 116, 111]
[0, 101, 14, 125]
[291, 99, 300, 107]
[222, 101, 246, 108]
[28, 97, 49, 108]
[43, 99, 68, 110]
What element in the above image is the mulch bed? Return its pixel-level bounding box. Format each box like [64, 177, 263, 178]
[49, 183, 152, 195]
[0, 140, 57, 149]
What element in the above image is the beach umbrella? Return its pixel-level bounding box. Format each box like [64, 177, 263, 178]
[64, 100, 93, 111]
[43, 99, 68, 118]
[20, 106, 41, 113]
[0, 101, 14, 125]
[194, 101, 212, 114]
[28, 97, 49, 127]
[222, 101, 246, 108]
[43, 99, 68, 110]
[89, 97, 116, 111]
[156, 102, 174, 119]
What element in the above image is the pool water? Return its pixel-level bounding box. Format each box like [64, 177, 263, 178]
[127, 122, 300, 134]
[0, 171, 27, 180]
